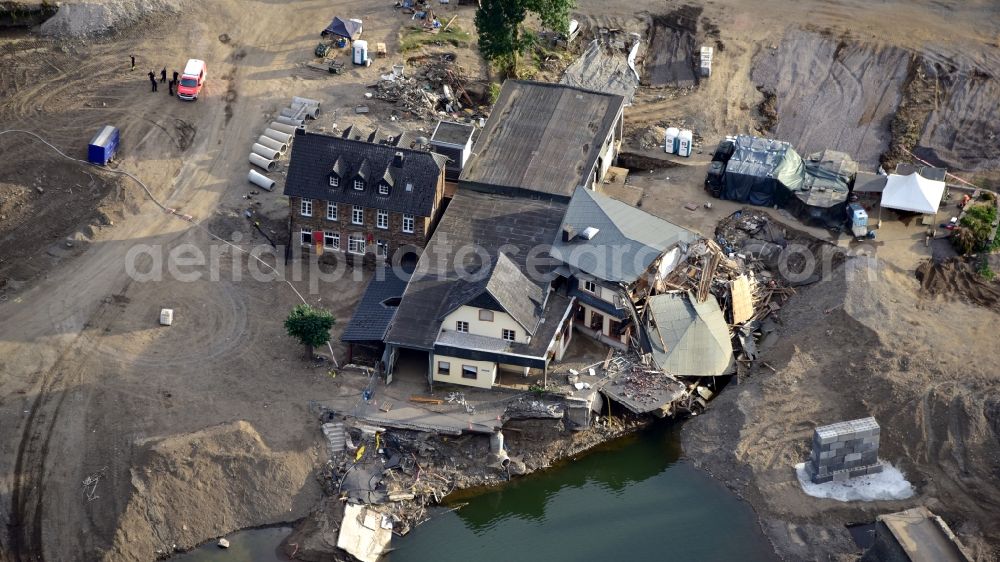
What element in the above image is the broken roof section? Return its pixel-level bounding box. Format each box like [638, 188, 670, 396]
[460, 80, 625, 201]
[560, 39, 640, 105]
[552, 186, 698, 284]
[646, 292, 734, 378]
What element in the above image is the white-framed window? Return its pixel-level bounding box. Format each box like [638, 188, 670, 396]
[461, 365, 477, 379]
[584, 280, 598, 294]
[437, 361, 451, 375]
[405, 182, 413, 192]
[456, 321, 469, 333]
[479, 309, 494, 322]
[353, 179, 364, 190]
[323, 231, 339, 250]
[376, 240, 388, 258]
[502, 329, 516, 342]
[300, 228, 312, 246]
[326, 202, 338, 221]
[329, 176, 339, 187]
[376, 209, 388, 229]
[300, 199, 313, 217]
[402, 214, 414, 234]
[348, 234, 365, 255]
[378, 183, 389, 195]
[352, 205, 364, 225]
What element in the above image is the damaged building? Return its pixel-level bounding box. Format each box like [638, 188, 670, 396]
[551, 186, 698, 351]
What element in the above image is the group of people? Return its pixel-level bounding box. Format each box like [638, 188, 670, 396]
[131, 55, 179, 96]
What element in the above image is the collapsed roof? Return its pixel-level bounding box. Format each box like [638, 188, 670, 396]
[645, 292, 735, 378]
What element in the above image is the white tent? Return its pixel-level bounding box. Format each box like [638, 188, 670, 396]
[880, 172, 946, 214]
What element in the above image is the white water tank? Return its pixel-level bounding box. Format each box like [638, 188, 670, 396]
[665, 127, 680, 154]
[352, 40, 368, 65]
[677, 129, 693, 157]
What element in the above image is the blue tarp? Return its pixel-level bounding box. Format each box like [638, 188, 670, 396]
[322, 16, 361, 40]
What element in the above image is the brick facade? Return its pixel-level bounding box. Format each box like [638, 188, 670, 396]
[288, 170, 445, 265]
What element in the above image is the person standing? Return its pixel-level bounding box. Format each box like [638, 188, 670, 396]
[173, 70, 179, 83]
[130, 55, 136, 71]
[160, 67, 167, 83]
[167, 78, 174, 97]
[148, 71, 157, 92]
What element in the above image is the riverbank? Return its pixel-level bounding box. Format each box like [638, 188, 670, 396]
[681, 257, 1000, 561]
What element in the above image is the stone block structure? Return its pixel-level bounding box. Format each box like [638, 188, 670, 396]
[805, 416, 883, 484]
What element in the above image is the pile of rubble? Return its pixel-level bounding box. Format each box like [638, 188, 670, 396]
[373, 55, 484, 119]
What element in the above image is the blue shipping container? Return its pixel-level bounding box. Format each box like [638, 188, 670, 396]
[87, 125, 119, 165]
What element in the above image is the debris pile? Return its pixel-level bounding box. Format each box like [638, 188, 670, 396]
[373, 55, 483, 119]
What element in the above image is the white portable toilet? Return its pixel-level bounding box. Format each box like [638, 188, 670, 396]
[352, 40, 369, 65]
[677, 129, 693, 157]
[665, 127, 680, 154]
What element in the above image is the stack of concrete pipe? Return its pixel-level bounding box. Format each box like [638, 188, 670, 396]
[248, 96, 321, 186]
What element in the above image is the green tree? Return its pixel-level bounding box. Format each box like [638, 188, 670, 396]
[284, 304, 335, 360]
[475, 0, 574, 76]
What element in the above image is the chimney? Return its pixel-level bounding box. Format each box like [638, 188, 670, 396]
[562, 225, 577, 242]
[393, 151, 405, 168]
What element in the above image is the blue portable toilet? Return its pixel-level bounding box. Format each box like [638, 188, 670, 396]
[87, 125, 119, 165]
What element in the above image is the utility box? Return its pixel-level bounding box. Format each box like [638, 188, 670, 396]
[87, 125, 119, 165]
[805, 417, 883, 484]
[159, 308, 174, 326]
[700, 46, 713, 78]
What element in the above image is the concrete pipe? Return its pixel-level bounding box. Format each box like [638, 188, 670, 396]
[263, 128, 292, 144]
[275, 115, 306, 127]
[257, 135, 287, 154]
[290, 102, 319, 119]
[248, 169, 276, 191]
[279, 107, 305, 120]
[269, 121, 300, 135]
[249, 153, 276, 172]
[252, 143, 281, 160]
[292, 96, 321, 110]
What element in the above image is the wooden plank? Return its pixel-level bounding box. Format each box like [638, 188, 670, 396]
[730, 274, 754, 324]
[409, 395, 444, 405]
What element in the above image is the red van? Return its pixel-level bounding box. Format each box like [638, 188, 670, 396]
[177, 59, 206, 101]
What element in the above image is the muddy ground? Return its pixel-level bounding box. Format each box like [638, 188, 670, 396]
[0, 0, 999, 561]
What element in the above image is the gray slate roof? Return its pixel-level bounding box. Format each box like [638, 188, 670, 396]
[460, 80, 625, 200]
[283, 132, 444, 217]
[552, 187, 698, 283]
[385, 189, 567, 350]
[440, 253, 545, 334]
[645, 292, 735, 378]
[341, 267, 411, 343]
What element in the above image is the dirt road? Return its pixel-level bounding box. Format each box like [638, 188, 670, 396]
[0, 1, 427, 559]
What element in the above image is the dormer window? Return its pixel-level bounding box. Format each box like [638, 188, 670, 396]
[378, 183, 390, 196]
[328, 176, 339, 187]
[353, 179, 365, 191]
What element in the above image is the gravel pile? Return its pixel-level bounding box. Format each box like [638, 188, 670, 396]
[40, 0, 179, 37]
